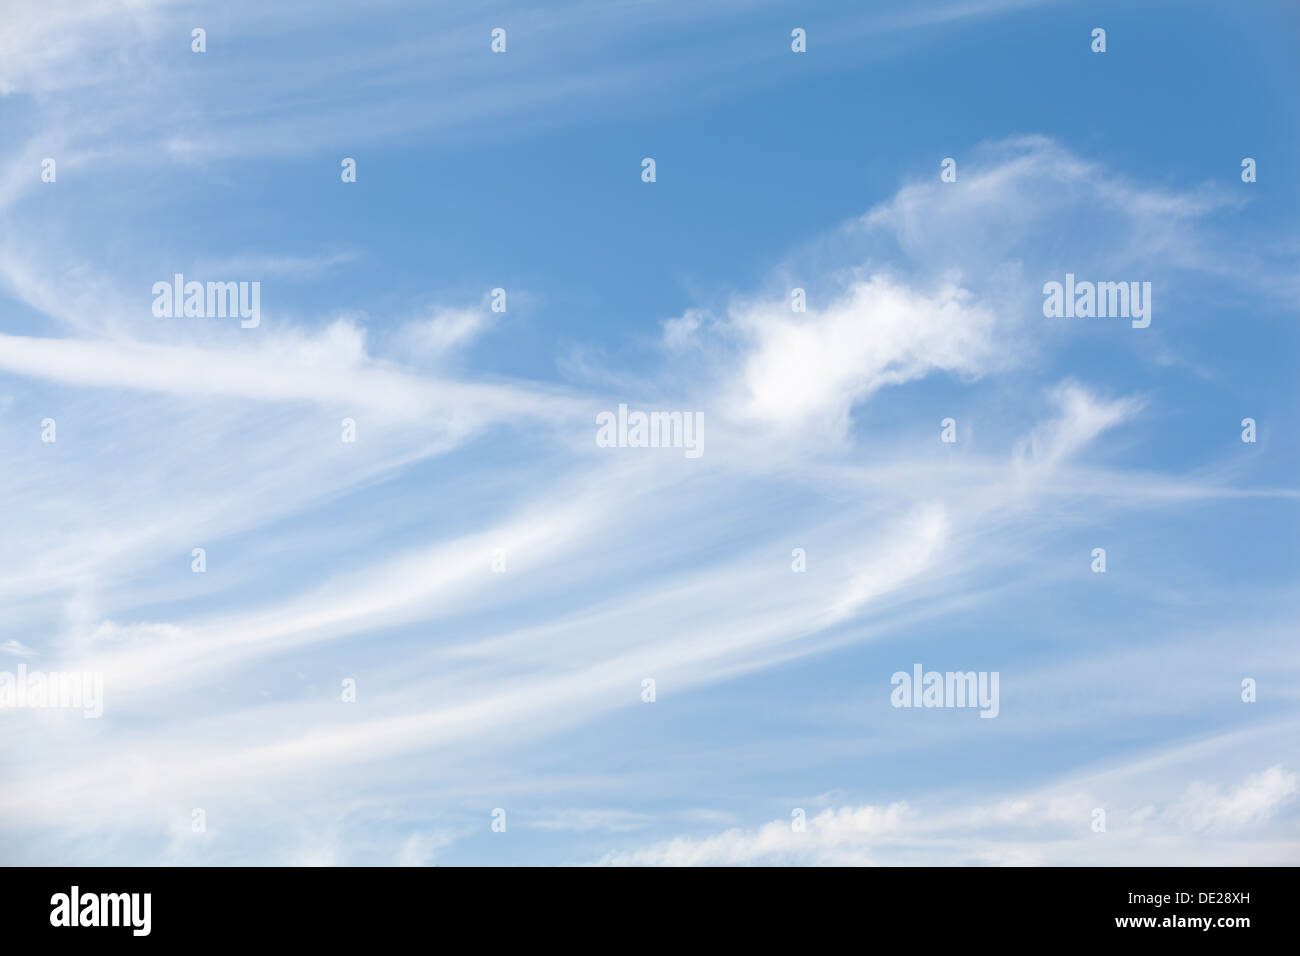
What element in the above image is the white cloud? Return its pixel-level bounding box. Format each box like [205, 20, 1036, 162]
[727, 277, 998, 434]
[1014, 381, 1145, 473]
[0, 326, 580, 425]
[597, 760, 1300, 866]
[599, 803, 911, 866]
[1166, 766, 1299, 832]
[661, 309, 707, 351]
[396, 830, 457, 866]
[399, 306, 494, 358]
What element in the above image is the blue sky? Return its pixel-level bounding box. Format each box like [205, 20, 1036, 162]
[1, 0, 1298, 865]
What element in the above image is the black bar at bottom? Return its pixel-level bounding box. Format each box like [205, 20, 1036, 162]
[0, 865, 1285, 943]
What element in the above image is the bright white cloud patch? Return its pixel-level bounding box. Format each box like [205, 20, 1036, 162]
[728, 277, 997, 433]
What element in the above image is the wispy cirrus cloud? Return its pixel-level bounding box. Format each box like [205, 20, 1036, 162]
[1, 0, 1297, 867]
[597, 738, 1300, 866]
